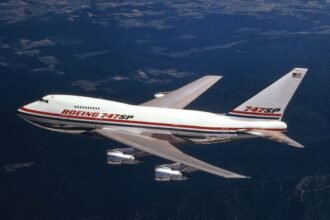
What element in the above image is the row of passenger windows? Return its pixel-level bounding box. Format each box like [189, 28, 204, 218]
[74, 105, 100, 110]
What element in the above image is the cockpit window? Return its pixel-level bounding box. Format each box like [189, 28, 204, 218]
[39, 98, 49, 103]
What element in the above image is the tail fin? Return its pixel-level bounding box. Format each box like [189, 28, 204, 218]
[228, 68, 308, 120]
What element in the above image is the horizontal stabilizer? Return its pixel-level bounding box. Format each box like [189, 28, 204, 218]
[243, 129, 304, 148]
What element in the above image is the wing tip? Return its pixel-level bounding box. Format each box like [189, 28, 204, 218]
[291, 143, 305, 148]
[226, 174, 251, 179]
[204, 75, 223, 79]
[293, 67, 308, 74]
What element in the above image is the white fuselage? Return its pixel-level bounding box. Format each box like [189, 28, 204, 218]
[17, 94, 287, 144]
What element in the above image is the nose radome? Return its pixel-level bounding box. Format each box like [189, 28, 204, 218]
[17, 106, 24, 113]
[17, 103, 29, 113]
[18, 100, 39, 112]
[17, 103, 29, 117]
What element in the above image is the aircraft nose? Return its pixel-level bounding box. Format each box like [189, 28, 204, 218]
[17, 105, 26, 114]
[17, 101, 39, 123]
[17, 105, 27, 120]
[17, 104, 29, 116]
[18, 103, 30, 112]
[17, 100, 37, 114]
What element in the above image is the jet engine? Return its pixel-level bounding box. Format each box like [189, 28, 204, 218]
[107, 148, 144, 165]
[154, 163, 193, 181]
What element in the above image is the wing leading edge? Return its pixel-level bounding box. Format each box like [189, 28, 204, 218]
[95, 128, 248, 179]
[141, 75, 222, 109]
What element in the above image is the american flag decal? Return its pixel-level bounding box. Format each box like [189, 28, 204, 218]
[292, 72, 302, 78]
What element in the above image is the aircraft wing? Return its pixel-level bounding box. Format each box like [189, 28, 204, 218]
[141, 75, 222, 109]
[95, 128, 248, 178]
[242, 129, 304, 148]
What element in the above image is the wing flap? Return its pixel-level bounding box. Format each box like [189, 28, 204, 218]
[243, 129, 304, 148]
[141, 75, 222, 109]
[95, 128, 248, 178]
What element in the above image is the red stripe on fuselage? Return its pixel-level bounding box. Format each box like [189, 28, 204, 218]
[19, 107, 285, 132]
[230, 110, 282, 117]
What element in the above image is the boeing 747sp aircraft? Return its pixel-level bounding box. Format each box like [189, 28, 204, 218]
[18, 68, 308, 181]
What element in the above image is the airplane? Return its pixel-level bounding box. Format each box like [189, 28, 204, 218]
[17, 68, 308, 181]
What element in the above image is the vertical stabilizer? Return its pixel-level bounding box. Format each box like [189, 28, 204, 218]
[228, 68, 308, 120]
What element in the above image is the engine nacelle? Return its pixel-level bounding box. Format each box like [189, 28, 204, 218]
[154, 164, 189, 181]
[107, 148, 141, 165]
[154, 91, 170, 98]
